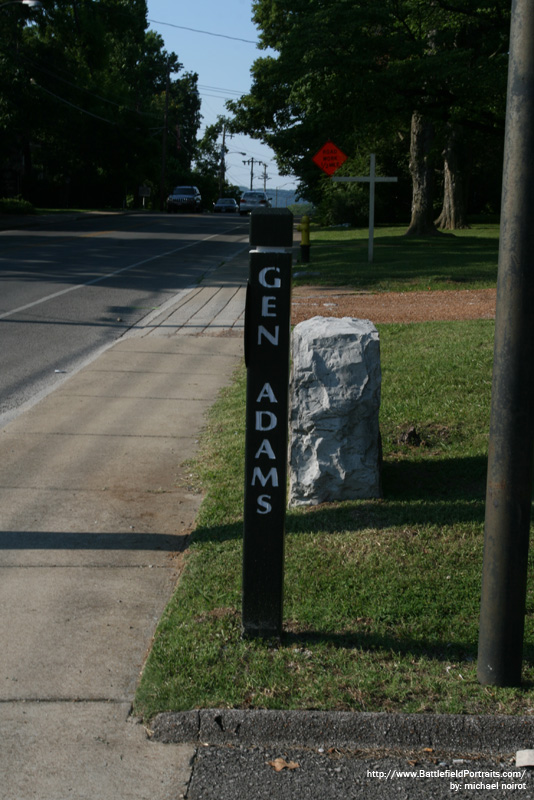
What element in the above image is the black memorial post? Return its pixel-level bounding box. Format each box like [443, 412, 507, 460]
[242, 208, 293, 638]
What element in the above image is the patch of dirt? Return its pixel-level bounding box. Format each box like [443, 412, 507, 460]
[291, 286, 496, 325]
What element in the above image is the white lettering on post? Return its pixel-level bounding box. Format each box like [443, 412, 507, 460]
[249, 263, 286, 516]
[257, 494, 272, 514]
[262, 296, 277, 317]
[256, 383, 278, 403]
[256, 410, 278, 431]
[259, 266, 281, 288]
[251, 467, 279, 487]
[258, 325, 279, 346]
[255, 439, 276, 460]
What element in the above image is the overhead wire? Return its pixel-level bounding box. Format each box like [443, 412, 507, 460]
[19, 12, 294, 187]
[145, 15, 296, 190]
[31, 82, 118, 124]
[21, 53, 162, 118]
[198, 84, 246, 97]
[20, 51, 247, 126]
[147, 18, 258, 45]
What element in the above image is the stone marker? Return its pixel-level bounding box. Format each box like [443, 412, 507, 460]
[289, 316, 382, 506]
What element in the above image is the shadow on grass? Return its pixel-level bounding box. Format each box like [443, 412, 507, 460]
[281, 627, 478, 663]
[302, 233, 499, 289]
[280, 628, 534, 674]
[287, 455, 487, 534]
[382, 454, 487, 501]
[187, 455, 500, 663]
[192, 455, 488, 546]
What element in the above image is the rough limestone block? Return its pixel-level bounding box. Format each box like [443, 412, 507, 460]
[289, 316, 382, 506]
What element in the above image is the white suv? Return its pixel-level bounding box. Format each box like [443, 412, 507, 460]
[239, 191, 271, 215]
[167, 186, 202, 213]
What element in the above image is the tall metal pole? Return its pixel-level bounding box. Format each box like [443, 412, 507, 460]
[478, 0, 534, 687]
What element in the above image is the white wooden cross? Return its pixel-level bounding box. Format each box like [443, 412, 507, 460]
[332, 154, 397, 263]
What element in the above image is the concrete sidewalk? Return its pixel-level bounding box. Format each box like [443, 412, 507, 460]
[0, 250, 247, 799]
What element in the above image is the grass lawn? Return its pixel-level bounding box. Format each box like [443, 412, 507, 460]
[294, 223, 499, 292]
[134, 224, 534, 720]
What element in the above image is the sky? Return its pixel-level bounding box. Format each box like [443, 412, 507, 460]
[146, 0, 298, 196]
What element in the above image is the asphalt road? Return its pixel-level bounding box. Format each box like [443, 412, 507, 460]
[0, 211, 249, 427]
[186, 746, 534, 800]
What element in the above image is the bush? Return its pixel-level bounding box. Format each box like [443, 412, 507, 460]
[0, 197, 35, 215]
[288, 202, 315, 216]
[317, 185, 368, 226]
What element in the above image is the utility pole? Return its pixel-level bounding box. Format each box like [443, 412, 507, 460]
[218, 123, 227, 198]
[478, 0, 534, 687]
[261, 162, 269, 192]
[243, 158, 255, 190]
[159, 63, 170, 211]
[243, 157, 266, 190]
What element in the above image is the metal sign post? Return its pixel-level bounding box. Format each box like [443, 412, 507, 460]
[242, 208, 293, 638]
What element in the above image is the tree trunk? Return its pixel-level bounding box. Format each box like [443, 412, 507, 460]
[405, 111, 438, 236]
[435, 124, 470, 229]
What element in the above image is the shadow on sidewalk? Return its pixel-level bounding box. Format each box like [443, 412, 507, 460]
[0, 531, 188, 551]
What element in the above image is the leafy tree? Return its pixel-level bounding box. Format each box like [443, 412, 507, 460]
[0, 3, 42, 196]
[196, 118, 226, 176]
[397, 0, 509, 232]
[155, 66, 202, 208]
[229, 0, 510, 231]
[194, 116, 247, 206]
[0, 0, 202, 208]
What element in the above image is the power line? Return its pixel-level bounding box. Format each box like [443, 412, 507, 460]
[22, 55, 161, 118]
[32, 82, 117, 124]
[147, 18, 258, 45]
[199, 92, 241, 100]
[198, 84, 246, 97]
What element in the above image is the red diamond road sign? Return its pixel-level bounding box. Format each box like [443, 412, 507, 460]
[312, 141, 348, 176]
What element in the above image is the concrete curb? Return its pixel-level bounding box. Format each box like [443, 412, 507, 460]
[150, 709, 534, 755]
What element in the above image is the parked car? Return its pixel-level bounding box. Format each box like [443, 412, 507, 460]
[167, 186, 202, 213]
[239, 191, 271, 215]
[213, 197, 239, 214]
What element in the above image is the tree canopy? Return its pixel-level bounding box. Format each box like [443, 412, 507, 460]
[0, 0, 202, 208]
[229, 0, 511, 229]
